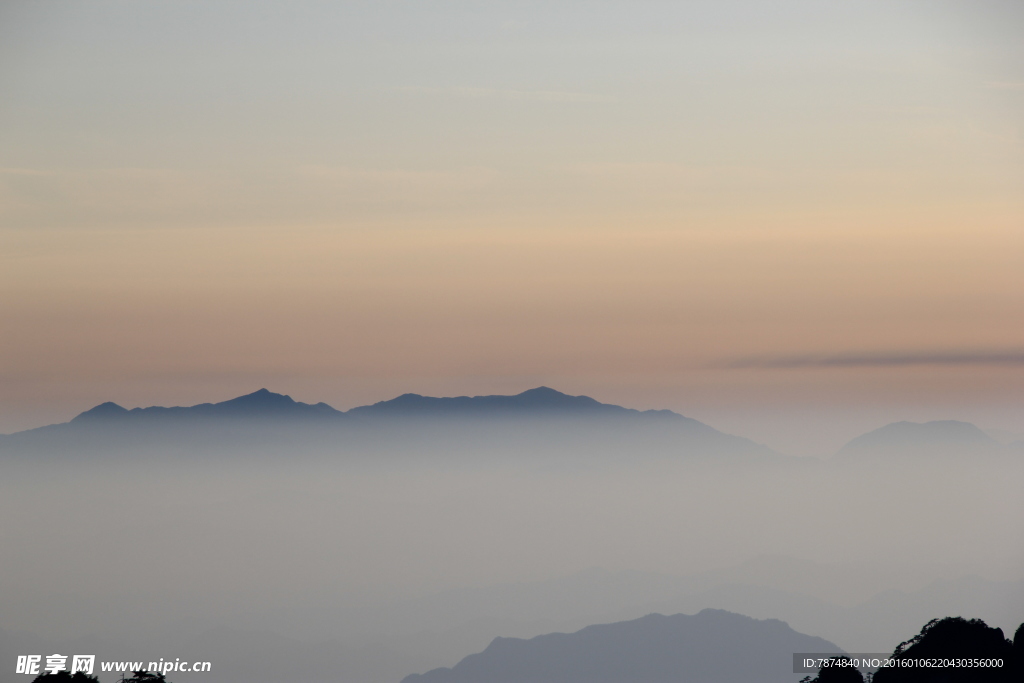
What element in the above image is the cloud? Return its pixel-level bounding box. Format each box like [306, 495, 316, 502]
[724, 350, 1024, 369]
[0, 168, 49, 176]
[395, 86, 612, 103]
[984, 81, 1024, 91]
[0, 164, 498, 228]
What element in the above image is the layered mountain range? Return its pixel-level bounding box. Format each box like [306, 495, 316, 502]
[40, 387, 686, 425]
[0, 387, 772, 461]
[401, 609, 843, 683]
[2, 387, 1019, 460]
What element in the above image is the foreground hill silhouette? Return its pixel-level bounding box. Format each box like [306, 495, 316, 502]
[870, 617, 1022, 683]
[400, 609, 843, 683]
[804, 616, 1024, 683]
[0, 387, 774, 460]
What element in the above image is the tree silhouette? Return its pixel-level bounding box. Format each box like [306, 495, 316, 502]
[800, 656, 865, 683]
[31, 672, 100, 683]
[1013, 623, 1024, 682]
[871, 616, 1017, 683]
[125, 672, 168, 683]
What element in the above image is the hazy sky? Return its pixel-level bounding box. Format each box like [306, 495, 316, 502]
[2, 0, 1023, 453]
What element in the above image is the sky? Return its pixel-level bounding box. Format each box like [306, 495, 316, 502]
[1, 0, 1023, 455]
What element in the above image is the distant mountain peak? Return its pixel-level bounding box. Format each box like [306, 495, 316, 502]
[348, 386, 638, 417]
[519, 386, 562, 396]
[71, 401, 129, 422]
[401, 608, 842, 683]
[218, 388, 299, 407]
[65, 389, 340, 424]
[837, 419, 997, 458]
[515, 386, 600, 404]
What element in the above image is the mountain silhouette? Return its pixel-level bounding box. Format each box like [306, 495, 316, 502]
[836, 420, 998, 460]
[0, 387, 775, 461]
[6, 387, 718, 434]
[348, 386, 685, 420]
[71, 388, 342, 422]
[400, 608, 843, 683]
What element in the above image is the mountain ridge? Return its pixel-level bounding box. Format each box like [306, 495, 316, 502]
[347, 386, 680, 419]
[5, 387, 699, 436]
[3, 390, 1015, 464]
[0, 386, 786, 462]
[836, 419, 1000, 459]
[400, 608, 843, 683]
[71, 387, 342, 423]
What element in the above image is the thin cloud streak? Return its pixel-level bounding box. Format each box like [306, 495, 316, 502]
[724, 350, 1024, 369]
[984, 81, 1024, 91]
[394, 86, 612, 103]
